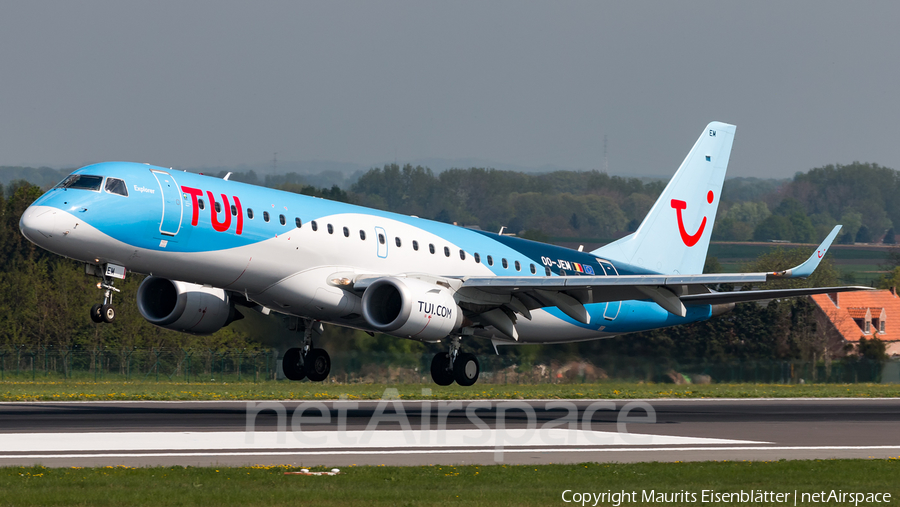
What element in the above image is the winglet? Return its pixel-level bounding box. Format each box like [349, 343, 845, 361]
[768, 225, 841, 279]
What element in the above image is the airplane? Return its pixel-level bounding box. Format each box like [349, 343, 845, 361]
[18, 121, 868, 386]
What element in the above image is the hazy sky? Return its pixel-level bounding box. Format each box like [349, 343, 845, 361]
[2, 1, 898, 178]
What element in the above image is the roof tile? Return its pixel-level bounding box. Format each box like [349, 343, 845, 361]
[811, 290, 900, 342]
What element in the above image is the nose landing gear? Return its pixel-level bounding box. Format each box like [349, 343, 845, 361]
[90, 278, 120, 324]
[430, 336, 480, 386]
[86, 263, 124, 324]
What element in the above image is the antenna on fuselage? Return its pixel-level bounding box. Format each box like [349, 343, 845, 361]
[223, 172, 232, 181]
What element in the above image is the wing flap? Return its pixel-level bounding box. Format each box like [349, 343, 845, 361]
[460, 272, 767, 292]
[682, 286, 871, 306]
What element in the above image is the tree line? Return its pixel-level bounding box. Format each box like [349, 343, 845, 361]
[221, 161, 900, 247]
[6, 160, 899, 245]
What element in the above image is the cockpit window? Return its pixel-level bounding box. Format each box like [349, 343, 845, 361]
[104, 177, 129, 196]
[56, 174, 103, 191]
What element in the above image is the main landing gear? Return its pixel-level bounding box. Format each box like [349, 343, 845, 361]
[90, 276, 120, 324]
[430, 336, 480, 386]
[282, 319, 332, 382]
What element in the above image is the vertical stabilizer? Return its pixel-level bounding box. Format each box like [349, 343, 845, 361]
[592, 122, 736, 274]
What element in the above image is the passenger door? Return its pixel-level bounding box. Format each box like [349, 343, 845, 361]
[150, 169, 184, 236]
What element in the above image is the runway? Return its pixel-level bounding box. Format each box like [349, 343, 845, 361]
[0, 398, 898, 467]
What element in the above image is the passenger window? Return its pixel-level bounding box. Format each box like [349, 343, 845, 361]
[311, 220, 318, 231]
[429, 244, 435, 254]
[278, 214, 285, 225]
[502, 258, 508, 269]
[359, 230, 366, 240]
[395, 237, 402, 247]
[459, 249, 466, 260]
[474, 253, 481, 263]
[515, 260, 521, 271]
[231, 205, 237, 216]
[378, 233, 385, 244]
[214, 201, 222, 213]
[343, 227, 350, 237]
[247, 208, 254, 219]
[545, 267, 551, 276]
[295, 217, 301, 228]
[412, 240, 419, 251]
[104, 178, 128, 196]
[199, 199, 205, 210]
[487, 255, 494, 266]
[263, 211, 270, 222]
[444, 246, 451, 257]
[530, 264, 536, 274]
[327, 224, 334, 234]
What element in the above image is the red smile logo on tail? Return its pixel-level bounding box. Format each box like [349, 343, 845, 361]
[671, 191, 714, 247]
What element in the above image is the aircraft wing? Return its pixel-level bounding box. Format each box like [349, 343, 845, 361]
[349, 225, 869, 340]
[454, 225, 869, 323]
[457, 273, 869, 322]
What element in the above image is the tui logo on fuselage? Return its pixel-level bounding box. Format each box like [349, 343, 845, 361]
[182, 186, 244, 235]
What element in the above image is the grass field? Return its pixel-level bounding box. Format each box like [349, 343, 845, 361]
[1, 460, 897, 506]
[2, 380, 899, 402]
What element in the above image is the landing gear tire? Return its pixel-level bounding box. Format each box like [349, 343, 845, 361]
[90, 304, 103, 323]
[100, 304, 116, 323]
[430, 352, 455, 386]
[282, 347, 306, 381]
[305, 348, 331, 382]
[453, 353, 480, 386]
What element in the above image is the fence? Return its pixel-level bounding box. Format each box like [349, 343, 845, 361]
[0, 347, 275, 382]
[0, 347, 896, 384]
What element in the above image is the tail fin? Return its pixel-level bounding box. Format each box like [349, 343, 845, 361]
[592, 121, 736, 274]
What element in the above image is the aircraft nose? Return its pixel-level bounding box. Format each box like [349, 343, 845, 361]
[19, 205, 58, 243]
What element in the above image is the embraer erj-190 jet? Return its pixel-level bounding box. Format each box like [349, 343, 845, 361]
[19, 122, 867, 386]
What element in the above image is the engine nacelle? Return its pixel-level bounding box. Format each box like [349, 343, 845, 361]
[137, 277, 235, 335]
[361, 277, 462, 341]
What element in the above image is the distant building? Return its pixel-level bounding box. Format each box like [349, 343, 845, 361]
[810, 289, 900, 358]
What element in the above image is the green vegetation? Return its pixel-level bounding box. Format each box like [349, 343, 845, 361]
[714, 162, 900, 245]
[1, 460, 898, 506]
[2, 381, 899, 402]
[350, 164, 664, 238]
[7, 161, 900, 250]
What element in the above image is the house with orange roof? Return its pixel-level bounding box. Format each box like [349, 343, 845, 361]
[810, 289, 900, 358]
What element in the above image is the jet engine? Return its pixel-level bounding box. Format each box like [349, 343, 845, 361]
[137, 276, 237, 335]
[361, 277, 462, 341]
